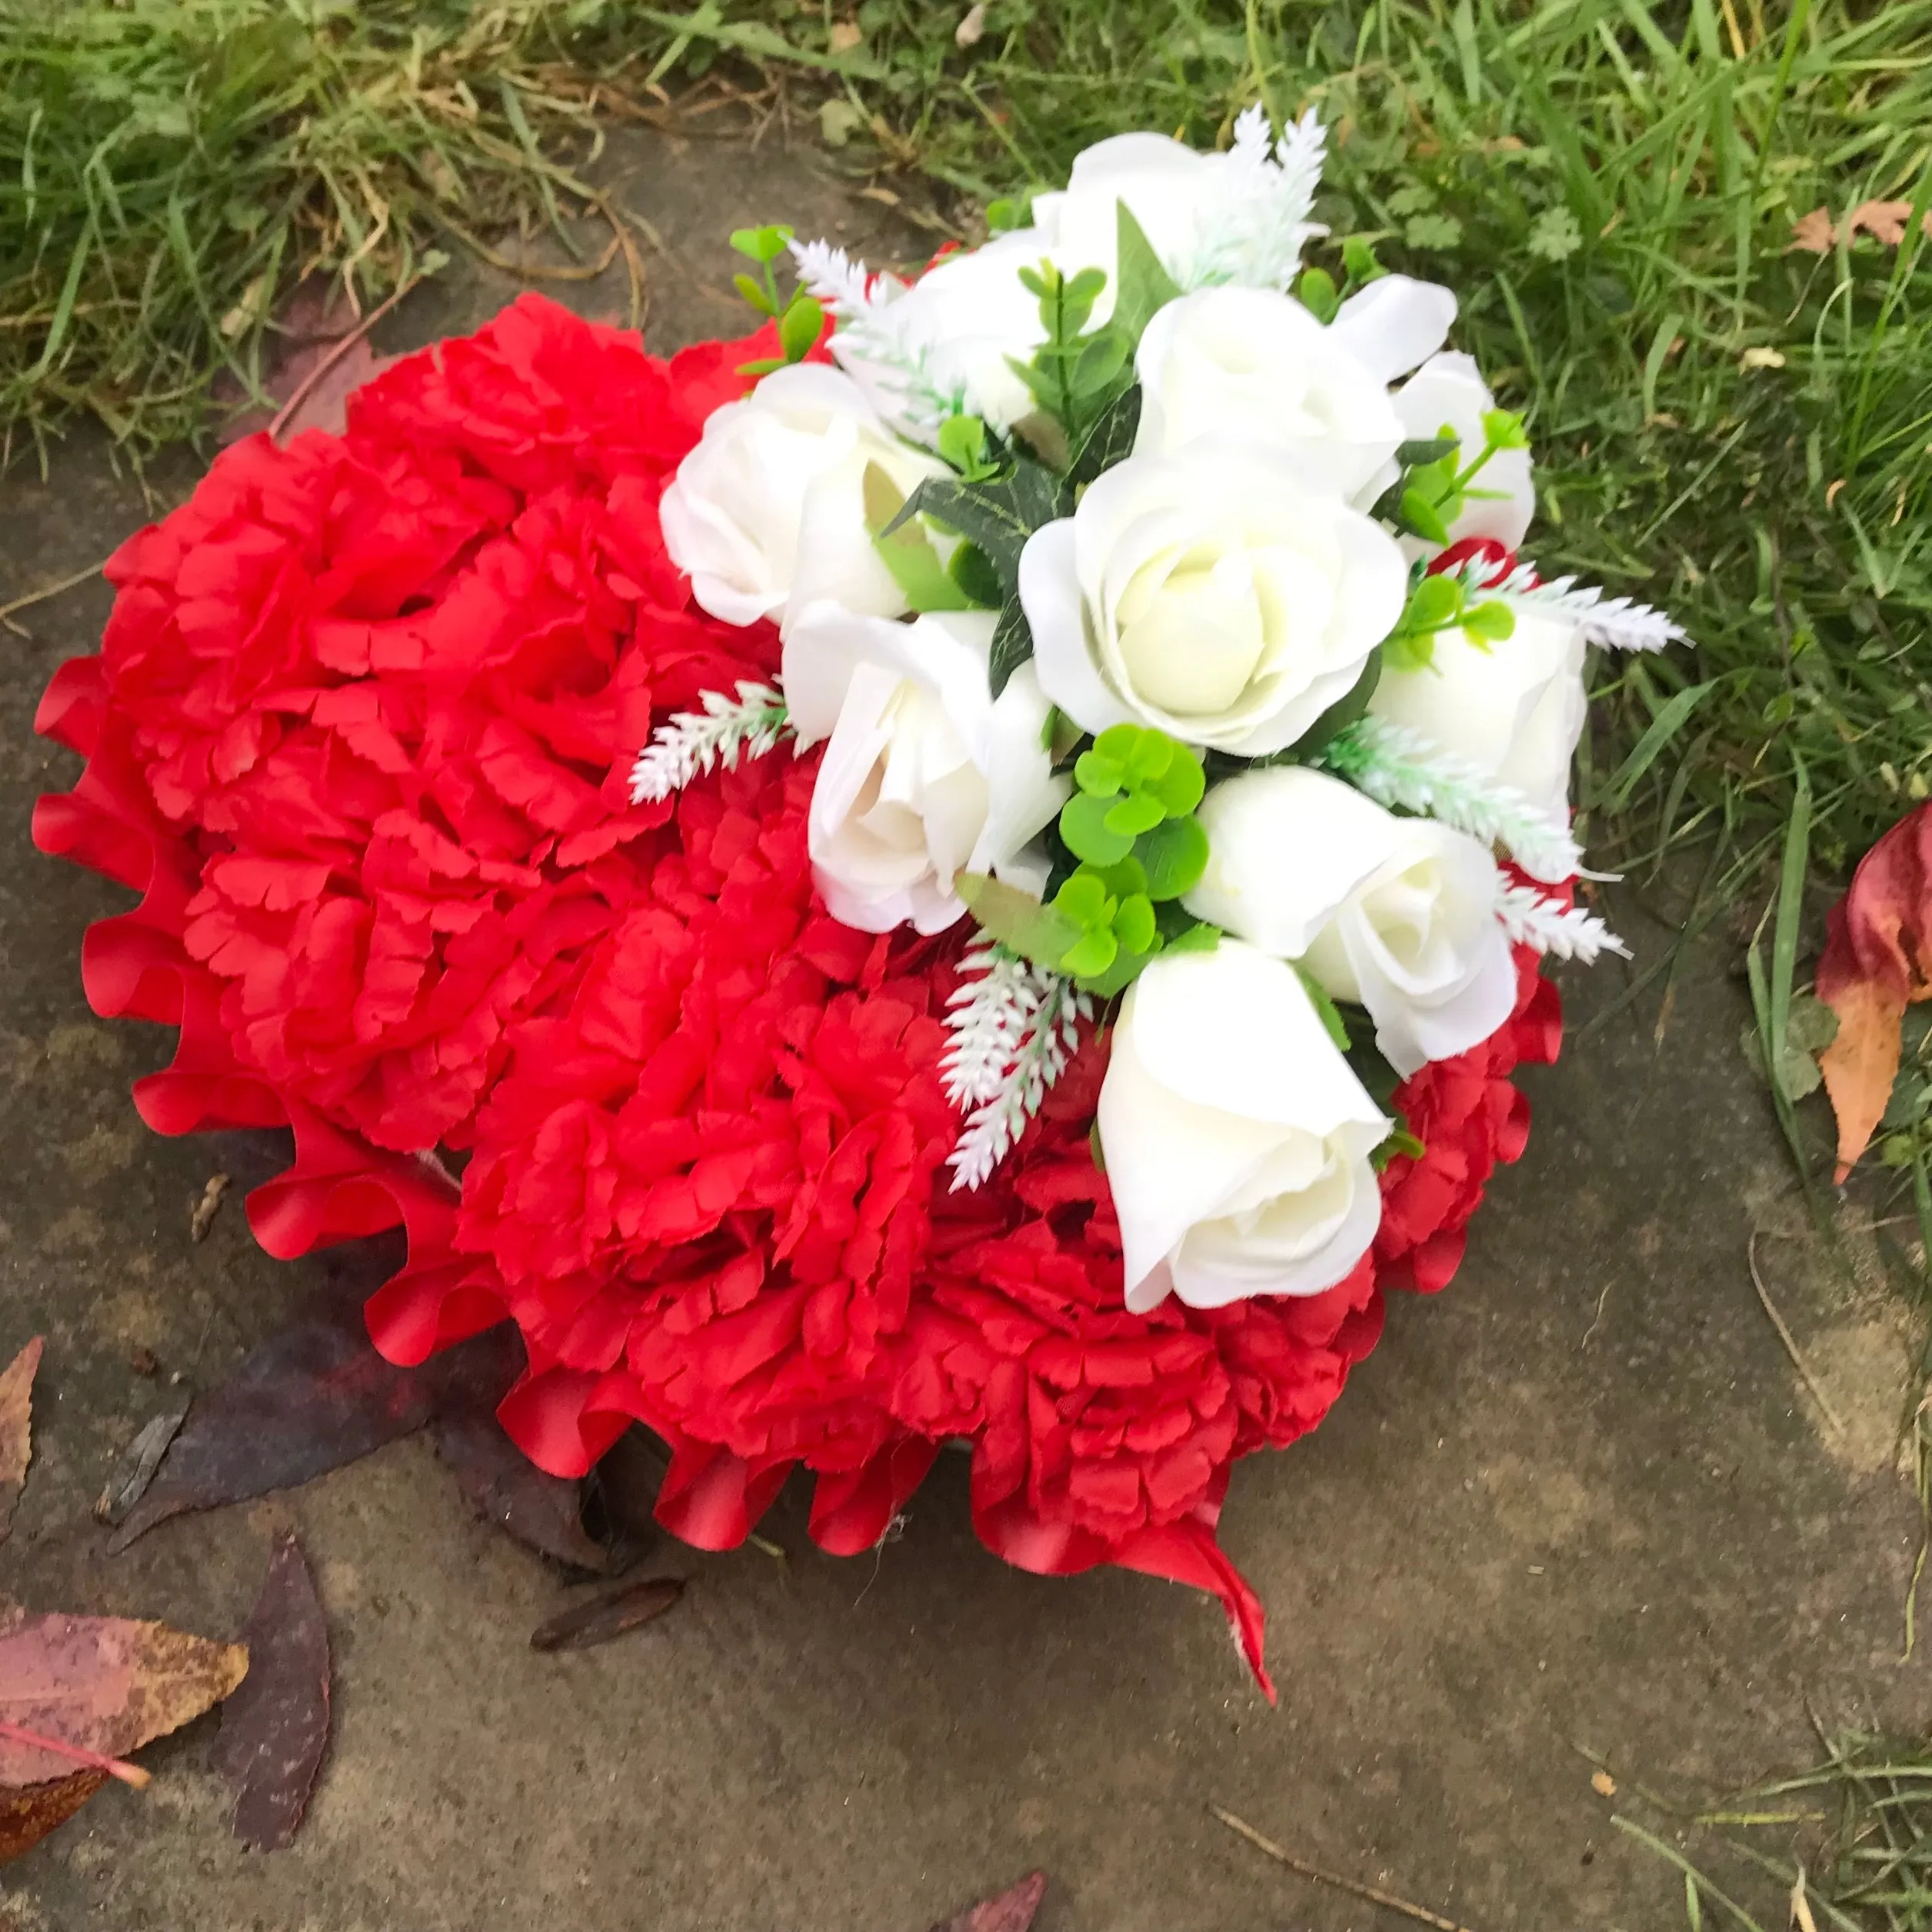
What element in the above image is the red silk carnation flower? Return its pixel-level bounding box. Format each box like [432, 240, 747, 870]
[35, 293, 1565, 1699]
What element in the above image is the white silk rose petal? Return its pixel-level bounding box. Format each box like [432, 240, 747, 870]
[1098, 941, 1390, 1312]
[1019, 446, 1408, 757]
[1367, 603, 1587, 878]
[658, 364, 947, 632]
[1132, 286, 1406, 495]
[1392, 351, 1534, 551]
[1184, 767, 1518, 1076]
[784, 605, 1068, 934]
[1324, 274, 1459, 386]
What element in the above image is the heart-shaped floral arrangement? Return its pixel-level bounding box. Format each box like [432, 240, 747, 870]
[36, 112, 1679, 1694]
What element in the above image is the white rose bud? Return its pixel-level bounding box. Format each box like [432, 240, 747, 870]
[1019, 446, 1409, 757]
[659, 364, 946, 633]
[1098, 940, 1391, 1312]
[1132, 286, 1408, 496]
[1184, 767, 1518, 1075]
[1391, 351, 1534, 551]
[1367, 603, 1587, 875]
[784, 605, 1069, 934]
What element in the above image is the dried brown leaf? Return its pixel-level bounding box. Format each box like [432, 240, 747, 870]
[190, 1174, 231, 1243]
[107, 1296, 518, 1553]
[1591, 1769, 1617, 1797]
[0, 1338, 42, 1547]
[0, 1607, 247, 1787]
[213, 1534, 330, 1851]
[1788, 207, 1835, 254]
[435, 1411, 607, 1573]
[529, 1577, 684, 1654]
[926, 1873, 1048, 1932]
[0, 1770, 106, 1867]
[94, 1391, 193, 1527]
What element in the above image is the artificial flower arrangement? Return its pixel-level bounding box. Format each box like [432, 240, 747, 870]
[35, 108, 1682, 1694]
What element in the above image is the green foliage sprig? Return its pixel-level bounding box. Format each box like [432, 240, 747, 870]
[729, 222, 823, 374]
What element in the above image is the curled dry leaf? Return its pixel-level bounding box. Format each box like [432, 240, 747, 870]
[926, 1872, 1048, 1932]
[1790, 201, 1932, 254]
[1816, 803, 1932, 1179]
[529, 1576, 684, 1654]
[213, 1534, 330, 1851]
[0, 1337, 43, 1548]
[94, 1390, 193, 1527]
[0, 1770, 106, 1867]
[108, 1294, 518, 1553]
[190, 1174, 231, 1243]
[0, 1606, 248, 1788]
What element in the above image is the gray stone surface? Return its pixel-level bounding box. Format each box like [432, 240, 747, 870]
[1, 125, 1926, 1932]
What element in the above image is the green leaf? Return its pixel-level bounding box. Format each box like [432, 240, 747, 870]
[1134, 814, 1208, 899]
[1145, 744, 1204, 816]
[898, 462, 1071, 595]
[1068, 383, 1143, 487]
[1104, 791, 1166, 838]
[1461, 598, 1517, 643]
[1076, 939, 1160, 997]
[1061, 791, 1137, 865]
[937, 412, 995, 479]
[1161, 921, 1221, 956]
[988, 597, 1034, 698]
[1294, 964, 1352, 1050]
[1341, 235, 1385, 287]
[1297, 265, 1341, 324]
[948, 542, 1003, 608]
[1061, 925, 1118, 978]
[1074, 748, 1125, 798]
[733, 271, 776, 316]
[1394, 435, 1459, 468]
[1111, 202, 1181, 348]
[1054, 870, 1110, 924]
[955, 872, 1084, 966]
[777, 294, 823, 361]
[1114, 893, 1158, 953]
[1594, 679, 1716, 811]
[1071, 328, 1131, 397]
[1481, 407, 1531, 451]
[986, 197, 1026, 235]
[1399, 487, 1453, 546]
[729, 223, 793, 265]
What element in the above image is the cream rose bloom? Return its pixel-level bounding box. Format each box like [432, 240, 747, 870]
[783, 605, 1068, 934]
[1367, 604, 1586, 880]
[1098, 941, 1390, 1312]
[1018, 446, 1409, 756]
[1184, 767, 1517, 1075]
[659, 364, 946, 633]
[1132, 286, 1408, 495]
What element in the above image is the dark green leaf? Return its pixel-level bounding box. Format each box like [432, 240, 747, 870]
[898, 463, 1071, 595]
[1071, 327, 1131, 398]
[1068, 384, 1143, 487]
[1399, 488, 1452, 546]
[947, 541, 1003, 608]
[1394, 435, 1459, 468]
[1294, 964, 1352, 1050]
[988, 597, 1034, 698]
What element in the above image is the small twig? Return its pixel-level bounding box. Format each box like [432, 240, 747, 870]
[1747, 1231, 1847, 1437]
[0, 558, 110, 636]
[268, 278, 413, 445]
[0, 1717, 150, 1790]
[1210, 1804, 1480, 1932]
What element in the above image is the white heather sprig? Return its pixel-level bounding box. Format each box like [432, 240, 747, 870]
[1188, 104, 1327, 291]
[1320, 717, 1582, 882]
[788, 236, 881, 318]
[628, 682, 791, 804]
[1446, 555, 1687, 653]
[787, 235, 962, 429]
[945, 948, 1092, 1191]
[1494, 878, 1628, 962]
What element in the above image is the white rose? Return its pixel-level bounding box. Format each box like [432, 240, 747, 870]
[1098, 940, 1390, 1312]
[784, 605, 1068, 934]
[1132, 285, 1408, 495]
[1184, 767, 1517, 1076]
[659, 364, 946, 633]
[1367, 604, 1586, 879]
[1018, 445, 1409, 756]
[831, 231, 1051, 438]
[1391, 351, 1534, 551]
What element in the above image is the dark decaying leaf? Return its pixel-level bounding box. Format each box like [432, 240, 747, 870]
[94, 1389, 194, 1527]
[0, 1770, 106, 1867]
[0, 1337, 42, 1548]
[435, 1411, 608, 1573]
[585, 1427, 668, 1571]
[213, 1534, 330, 1852]
[0, 1607, 248, 1787]
[925, 1872, 1048, 1932]
[108, 1292, 519, 1553]
[529, 1577, 685, 1654]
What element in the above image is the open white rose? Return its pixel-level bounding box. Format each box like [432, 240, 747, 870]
[1098, 941, 1390, 1311]
[659, 364, 946, 633]
[784, 605, 1068, 934]
[1018, 445, 1409, 756]
[1367, 603, 1586, 879]
[1134, 285, 1417, 495]
[1184, 767, 1517, 1075]
[1391, 351, 1534, 551]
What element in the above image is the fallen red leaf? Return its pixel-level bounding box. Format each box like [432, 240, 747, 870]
[0, 1337, 42, 1547]
[215, 279, 395, 446]
[1789, 201, 1932, 254]
[0, 1770, 106, 1867]
[528, 1577, 685, 1654]
[213, 1534, 330, 1851]
[435, 1411, 608, 1573]
[108, 1295, 518, 1553]
[1817, 803, 1932, 1179]
[0, 1607, 248, 1788]
[926, 1873, 1048, 1932]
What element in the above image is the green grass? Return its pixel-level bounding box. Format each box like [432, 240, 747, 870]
[3, 0, 1930, 888]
